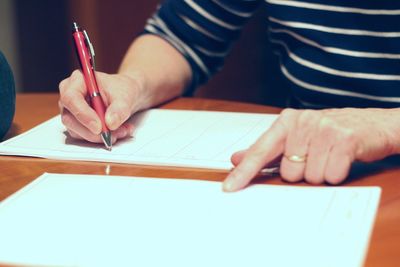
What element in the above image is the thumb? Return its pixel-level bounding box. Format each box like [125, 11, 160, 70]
[231, 149, 248, 166]
[105, 99, 132, 130]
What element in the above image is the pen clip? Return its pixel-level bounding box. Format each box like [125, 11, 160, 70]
[83, 30, 96, 70]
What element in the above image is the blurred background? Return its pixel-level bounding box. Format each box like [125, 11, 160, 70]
[0, 0, 289, 107]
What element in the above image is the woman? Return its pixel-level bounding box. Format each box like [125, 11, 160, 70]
[0, 51, 15, 140]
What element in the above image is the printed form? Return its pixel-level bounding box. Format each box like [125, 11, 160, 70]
[0, 173, 381, 267]
[0, 109, 278, 169]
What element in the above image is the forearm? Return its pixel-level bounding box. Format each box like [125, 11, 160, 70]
[118, 34, 192, 110]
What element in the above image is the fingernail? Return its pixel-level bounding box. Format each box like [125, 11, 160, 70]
[107, 113, 119, 129]
[222, 177, 236, 192]
[89, 120, 100, 134]
[128, 125, 135, 137]
[111, 136, 117, 144]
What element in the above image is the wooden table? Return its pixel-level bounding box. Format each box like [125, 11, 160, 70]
[1, 93, 399, 267]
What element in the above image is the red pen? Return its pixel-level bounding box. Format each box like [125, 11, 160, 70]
[72, 22, 112, 151]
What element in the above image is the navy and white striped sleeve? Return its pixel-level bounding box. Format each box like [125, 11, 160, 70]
[143, 0, 262, 94]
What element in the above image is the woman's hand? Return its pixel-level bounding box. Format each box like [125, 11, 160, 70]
[59, 70, 145, 144]
[224, 108, 400, 191]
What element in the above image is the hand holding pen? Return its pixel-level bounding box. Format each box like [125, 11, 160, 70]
[59, 23, 138, 148]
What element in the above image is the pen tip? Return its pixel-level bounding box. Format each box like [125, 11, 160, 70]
[101, 132, 113, 152]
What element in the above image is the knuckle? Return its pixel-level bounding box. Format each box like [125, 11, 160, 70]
[298, 110, 319, 127]
[274, 108, 297, 132]
[73, 110, 85, 122]
[60, 90, 74, 109]
[317, 117, 338, 139]
[248, 147, 265, 162]
[58, 100, 64, 112]
[60, 96, 89, 125]
[118, 102, 131, 120]
[341, 132, 358, 158]
[331, 129, 358, 156]
[58, 79, 67, 93]
[280, 108, 297, 119]
[319, 117, 335, 131]
[72, 69, 80, 75]
[71, 69, 81, 81]
[340, 129, 356, 144]
[231, 165, 247, 179]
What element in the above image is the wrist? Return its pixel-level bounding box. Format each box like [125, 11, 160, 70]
[382, 108, 400, 155]
[118, 70, 150, 111]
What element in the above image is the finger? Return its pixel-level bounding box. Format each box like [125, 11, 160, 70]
[66, 128, 85, 140]
[304, 118, 336, 184]
[63, 115, 134, 147]
[61, 109, 104, 143]
[223, 128, 285, 192]
[62, 108, 134, 144]
[58, 78, 68, 95]
[114, 122, 135, 141]
[95, 72, 137, 131]
[231, 149, 281, 168]
[67, 127, 119, 145]
[59, 70, 101, 134]
[279, 110, 315, 182]
[58, 100, 64, 114]
[324, 132, 356, 184]
[324, 147, 352, 185]
[223, 111, 292, 192]
[105, 98, 133, 131]
[231, 150, 247, 166]
[93, 72, 112, 107]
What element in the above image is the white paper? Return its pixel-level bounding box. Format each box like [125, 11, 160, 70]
[0, 109, 277, 169]
[0, 173, 380, 267]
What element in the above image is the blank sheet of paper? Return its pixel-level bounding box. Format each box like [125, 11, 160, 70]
[0, 109, 277, 169]
[0, 173, 380, 267]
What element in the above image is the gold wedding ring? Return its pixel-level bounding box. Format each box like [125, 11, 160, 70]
[284, 154, 307, 163]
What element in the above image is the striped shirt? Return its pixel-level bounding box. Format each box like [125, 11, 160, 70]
[144, 0, 400, 108]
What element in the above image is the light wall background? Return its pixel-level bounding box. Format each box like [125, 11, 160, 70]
[0, 0, 21, 91]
